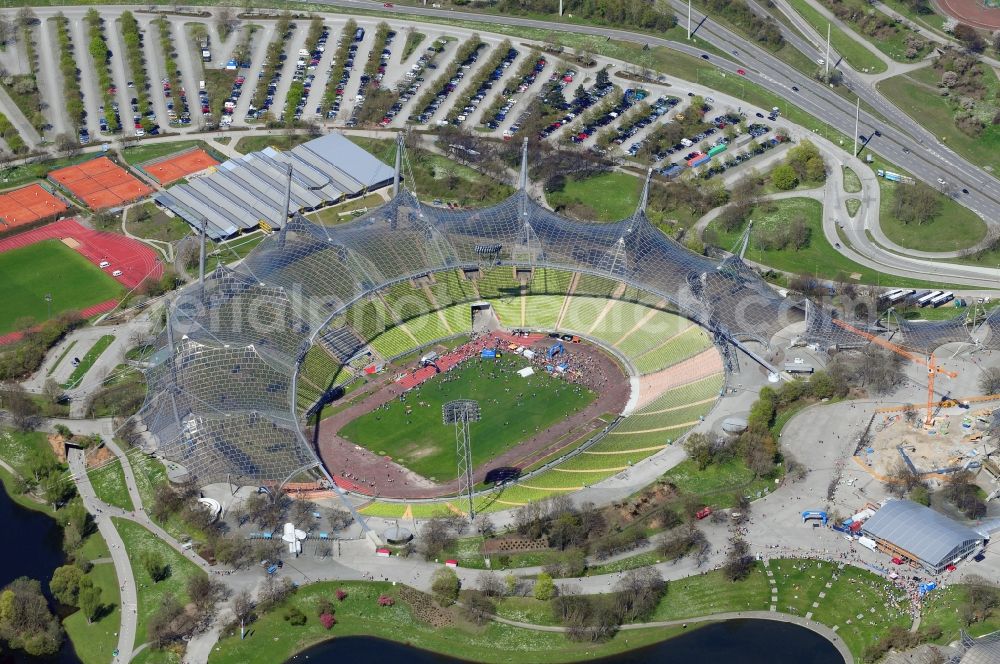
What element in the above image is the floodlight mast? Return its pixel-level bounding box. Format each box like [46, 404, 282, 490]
[443, 400, 481, 519]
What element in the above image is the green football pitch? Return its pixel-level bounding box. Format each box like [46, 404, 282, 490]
[339, 359, 598, 481]
[0, 240, 124, 335]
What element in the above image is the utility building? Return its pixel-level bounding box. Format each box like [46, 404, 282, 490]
[154, 132, 394, 240]
[861, 499, 985, 573]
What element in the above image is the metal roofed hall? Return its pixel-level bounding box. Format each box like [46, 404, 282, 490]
[861, 499, 985, 573]
[155, 132, 394, 239]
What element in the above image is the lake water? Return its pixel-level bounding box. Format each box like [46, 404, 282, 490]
[0, 483, 82, 664]
[288, 618, 846, 663]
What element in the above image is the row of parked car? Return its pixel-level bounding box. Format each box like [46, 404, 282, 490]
[378, 40, 445, 126]
[163, 77, 191, 128]
[538, 73, 615, 140]
[412, 43, 485, 124]
[450, 47, 518, 126]
[348, 30, 396, 127]
[246, 23, 295, 121]
[484, 56, 545, 130]
[570, 87, 653, 146]
[219, 74, 247, 127]
[323, 27, 365, 121]
[619, 96, 680, 155]
[286, 27, 333, 122]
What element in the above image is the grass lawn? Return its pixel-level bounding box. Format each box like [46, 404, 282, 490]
[546, 171, 640, 222]
[919, 584, 1000, 644]
[204, 232, 266, 272]
[78, 531, 111, 562]
[112, 518, 206, 651]
[234, 133, 311, 154]
[784, 0, 886, 73]
[0, 240, 123, 335]
[807, 563, 911, 658]
[208, 580, 688, 664]
[305, 193, 386, 226]
[864, 154, 987, 252]
[842, 166, 861, 193]
[878, 67, 1000, 176]
[705, 197, 952, 288]
[845, 198, 860, 217]
[63, 335, 115, 389]
[339, 361, 596, 481]
[661, 457, 774, 507]
[0, 428, 57, 480]
[121, 140, 217, 167]
[63, 561, 121, 664]
[125, 202, 191, 243]
[87, 460, 134, 511]
[0, 152, 98, 190]
[649, 565, 771, 620]
[348, 136, 515, 207]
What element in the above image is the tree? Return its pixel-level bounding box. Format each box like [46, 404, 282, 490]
[431, 568, 460, 607]
[0, 382, 39, 431]
[533, 572, 556, 601]
[771, 164, 798, 190]
[979, 366, 1000, 394]
[141, 551, 170, 582]
[683, 432, 715, 470]
[291, 499, 316, 526]
[724, 537, 754, 581]
[0, 577, 63, 657]
[49, 565, 85, 606]
[77, 580, 101, 624]
[419, 516, 459, 560]
[942, 470, 986, 519]
[478, 572, 504, 598]
[613, 567, 666, 622]
[187, 575, 224, 612]
[232, 589, 254, 640]
[463, 591, 495, 626]
[953, 23, 985, 52]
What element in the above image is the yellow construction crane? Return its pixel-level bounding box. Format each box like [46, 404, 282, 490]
[832, 319, 958, 426]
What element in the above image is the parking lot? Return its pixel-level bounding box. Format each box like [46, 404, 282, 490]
[0, 8, 792, 175]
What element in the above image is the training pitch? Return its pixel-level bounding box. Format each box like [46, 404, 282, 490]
[338, 359, 598, 481]
[0, 240, 123, 335]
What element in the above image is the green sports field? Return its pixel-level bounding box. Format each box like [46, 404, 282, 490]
[338, 359, 597, 481]
[0, 240, 123, 335]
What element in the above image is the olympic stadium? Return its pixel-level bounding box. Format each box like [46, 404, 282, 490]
[136, 138, 999, 523]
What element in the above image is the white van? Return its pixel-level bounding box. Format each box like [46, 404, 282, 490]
[99, 260, 110, 268]
[112, 270, 123, 277]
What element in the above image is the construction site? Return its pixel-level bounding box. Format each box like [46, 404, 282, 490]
[860, 404, 1000, 480]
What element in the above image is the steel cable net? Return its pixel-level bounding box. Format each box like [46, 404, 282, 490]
[800, 300, 879, 350]
[142, 187, 807, 486]
[975, 307, 1000, 350]
[894, 313, 972, 354]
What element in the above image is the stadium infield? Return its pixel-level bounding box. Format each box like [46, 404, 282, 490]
[338, 360, 597, 482]
[0, 239, 123, 335]
[319, 335, 630, 498]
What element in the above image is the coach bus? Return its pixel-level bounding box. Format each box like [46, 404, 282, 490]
[917, 291, 943, 307]
[885, 289, 914, 305]
[930, 291, 955, 307]
[880, 288, 904, 302]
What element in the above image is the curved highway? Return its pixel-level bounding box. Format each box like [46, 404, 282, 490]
[309, 0, 1000, 287]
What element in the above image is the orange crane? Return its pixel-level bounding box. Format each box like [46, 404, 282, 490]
[831, 319, 958, 426]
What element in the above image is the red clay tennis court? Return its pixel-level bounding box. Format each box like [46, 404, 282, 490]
[0, 184, 68, 231]
[143, 148, 219, 184]
[48, 157, 153, 210]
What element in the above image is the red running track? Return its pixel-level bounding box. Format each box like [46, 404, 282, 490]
[933, 0, 1000, 29]
[0, 218, 162, 289]
[0, 298, 118, 345]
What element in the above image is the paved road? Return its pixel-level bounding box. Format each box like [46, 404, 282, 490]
[68, 447, 139, 664]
